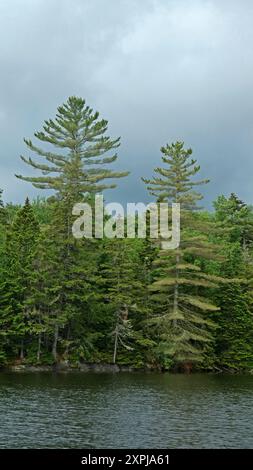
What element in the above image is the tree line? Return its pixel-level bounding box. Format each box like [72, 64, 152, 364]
[1, 96, 253, 372]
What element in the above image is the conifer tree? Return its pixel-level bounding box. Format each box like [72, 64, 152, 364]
[0, 198, 40, 359]
[0, 189, 5, 224]
[14, 97, 129, 362]
[142, 141, 221, 370]
[212, 194, 253, 371]
[0, 189, 6, 268]
[98, 238, 147, 364]
[24, 199, 101, 362]
[214, 193, 253, 254]
[16, 96, 129, 202]
[214, 281, 253, 371]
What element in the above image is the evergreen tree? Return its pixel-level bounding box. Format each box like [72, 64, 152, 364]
[214, 281, 253, 371]
[16, 96, 129, 202]
[0, 188, 6, 274]
[24, 199, 101, 363]
[142, 141, 220, 370]
[98, 238, 147, 364]
[213, 193, 253, 256]
[0, 198, 40, 359]
[0, 189, 5, 224]
[14, 97, 129, 362]
[212, 195, 253, 371]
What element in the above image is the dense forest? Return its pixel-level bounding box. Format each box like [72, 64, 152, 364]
[1, 96, 253, 373]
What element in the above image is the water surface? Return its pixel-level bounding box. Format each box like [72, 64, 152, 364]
[0, 372, 252, 448]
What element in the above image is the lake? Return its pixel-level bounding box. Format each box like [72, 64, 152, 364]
[0, 372, 252, 448]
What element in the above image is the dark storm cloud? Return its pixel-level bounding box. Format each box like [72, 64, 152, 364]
[1, 0, 253, 207]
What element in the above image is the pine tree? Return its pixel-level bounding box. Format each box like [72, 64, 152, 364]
[212, 195, 253, 371]
[0, 188, 6, 273]
[15, 97, 130, 362]
[142, 141, 221, 370]
[16, 96, 129, 201]
[214, 193, 253, 255]
[142, 141, 209, 207]
[0, 189, 5, 224]
[0, 198, 40, 359]
[24, 198, 101, 363]
[214, 281, 253, 371]
[98, 238, 147, 364]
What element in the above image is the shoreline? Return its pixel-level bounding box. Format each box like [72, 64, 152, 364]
[0, 362, 154, 374]
[0, 362, 250, 374]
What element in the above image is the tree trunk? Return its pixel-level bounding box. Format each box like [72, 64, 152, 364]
[20, 340, 24, 360]
[113, 323, 119, 364]
[52, 324, 59, 361]
[173, 253, 180, 326]
[37, 333, 41, 362]
[64, 325, 71, 357]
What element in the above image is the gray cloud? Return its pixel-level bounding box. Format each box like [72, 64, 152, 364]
[1, 0, 253, 208]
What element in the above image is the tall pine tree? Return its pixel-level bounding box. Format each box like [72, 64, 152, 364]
[16, 96, 129, 202]
[142, 141, 221, 370]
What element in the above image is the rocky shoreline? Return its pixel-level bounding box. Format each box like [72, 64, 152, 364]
[1, 362, 250, 374]
[1, 362, 156, 373]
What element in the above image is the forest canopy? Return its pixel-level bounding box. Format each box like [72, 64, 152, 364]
[1, 97, 253, 373]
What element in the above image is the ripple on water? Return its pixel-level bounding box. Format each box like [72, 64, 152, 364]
[0, 372, 253, 448]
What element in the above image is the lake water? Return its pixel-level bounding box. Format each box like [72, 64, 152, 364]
[0, 372, 253, 448]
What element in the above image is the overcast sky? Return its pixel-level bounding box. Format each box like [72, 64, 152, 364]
[1, 0, 253, 208]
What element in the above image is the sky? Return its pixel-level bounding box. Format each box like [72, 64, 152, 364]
[1, 0, 253, 208]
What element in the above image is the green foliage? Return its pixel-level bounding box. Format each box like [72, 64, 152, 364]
[1, 117, 253, 373]
[16, 96, 129, 198]
[0, 198, 40, 359]
[142, 141, 221, 370]
[142, 141, 209, 208]
[214, 282, 253, 371]
[98, 238, 149, 363]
